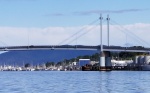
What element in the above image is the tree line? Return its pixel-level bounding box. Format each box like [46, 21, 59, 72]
[24, 52, 147, 68]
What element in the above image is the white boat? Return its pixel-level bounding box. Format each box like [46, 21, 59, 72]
[111, 59, 133, 66]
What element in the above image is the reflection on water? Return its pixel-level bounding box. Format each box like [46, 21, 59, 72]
[0, 71, 150, 93]
[98, 71, 150, 93]
[98, 71, 112, 93]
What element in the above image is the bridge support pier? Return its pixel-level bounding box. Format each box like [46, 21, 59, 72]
[99, 51, 112, 71]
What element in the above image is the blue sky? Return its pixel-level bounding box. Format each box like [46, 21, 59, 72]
[0, 0, 150, 46]
[0, 0, 149, 27]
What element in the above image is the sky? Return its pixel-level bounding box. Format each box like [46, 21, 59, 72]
[0, 0, 150, 47]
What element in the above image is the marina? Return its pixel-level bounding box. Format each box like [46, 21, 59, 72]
[1, 55, 150, 71]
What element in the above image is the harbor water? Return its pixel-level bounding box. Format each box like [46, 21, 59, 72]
[0, 71, 150, 93]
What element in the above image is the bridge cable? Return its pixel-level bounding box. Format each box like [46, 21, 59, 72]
[66, 23, 100, 45]
[110, 20, 148, 45]
[64, 20, 106, 45]
[109, 21, 141, 46]
[58, 19, 99, 45]
[110, 19, 150, 47]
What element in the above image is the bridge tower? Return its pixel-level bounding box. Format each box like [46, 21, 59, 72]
[99, 14, 112, 71]
[107, 14, 110, 46]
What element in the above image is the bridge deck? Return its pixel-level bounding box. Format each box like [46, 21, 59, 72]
[0, 45, 149, 52]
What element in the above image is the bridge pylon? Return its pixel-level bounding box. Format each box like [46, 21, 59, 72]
[99, 14, 112, 71]
[99, 51, 112, 71]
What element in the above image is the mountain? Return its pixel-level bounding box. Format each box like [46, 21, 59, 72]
[0, 50, 98, 66]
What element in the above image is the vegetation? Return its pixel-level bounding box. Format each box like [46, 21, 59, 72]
[45, 62, 55, 67]
[111, 52, 148, 60]
[40, 52, 148, 66]
[24, 63, 30, 68]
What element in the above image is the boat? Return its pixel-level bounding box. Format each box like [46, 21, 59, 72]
[141, 65, 150, 71]
[111, 59, 133, 66]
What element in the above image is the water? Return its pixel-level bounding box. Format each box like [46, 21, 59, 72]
[0, 71, 150, 93]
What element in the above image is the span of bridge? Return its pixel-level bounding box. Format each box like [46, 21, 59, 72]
[1, 45, 150, 53]
[0, 14, 149, 53]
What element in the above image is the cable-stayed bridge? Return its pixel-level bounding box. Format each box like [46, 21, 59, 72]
[0, 45, 150, 53]
[0, 14, 149, 70]
[0, 14, 149, 53]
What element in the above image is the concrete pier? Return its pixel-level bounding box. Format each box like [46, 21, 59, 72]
[99, 51, 112, 71]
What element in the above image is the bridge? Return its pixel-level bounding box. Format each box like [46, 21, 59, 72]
[1, 45, 150, 53]
[0, 14, 150, 71]
[1, 14, 149, 52]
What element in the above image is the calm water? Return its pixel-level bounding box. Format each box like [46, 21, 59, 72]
[0, 71, 150, 93]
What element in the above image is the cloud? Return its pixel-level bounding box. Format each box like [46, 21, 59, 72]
[45, 13, 64, 17]
[74, 9, 148, 15]
[46, 8, 148, 17]
[0, 23, 150, 47]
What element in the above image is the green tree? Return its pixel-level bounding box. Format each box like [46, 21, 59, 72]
[45, 62, 55, 67]
[25, 63, 30, 68]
